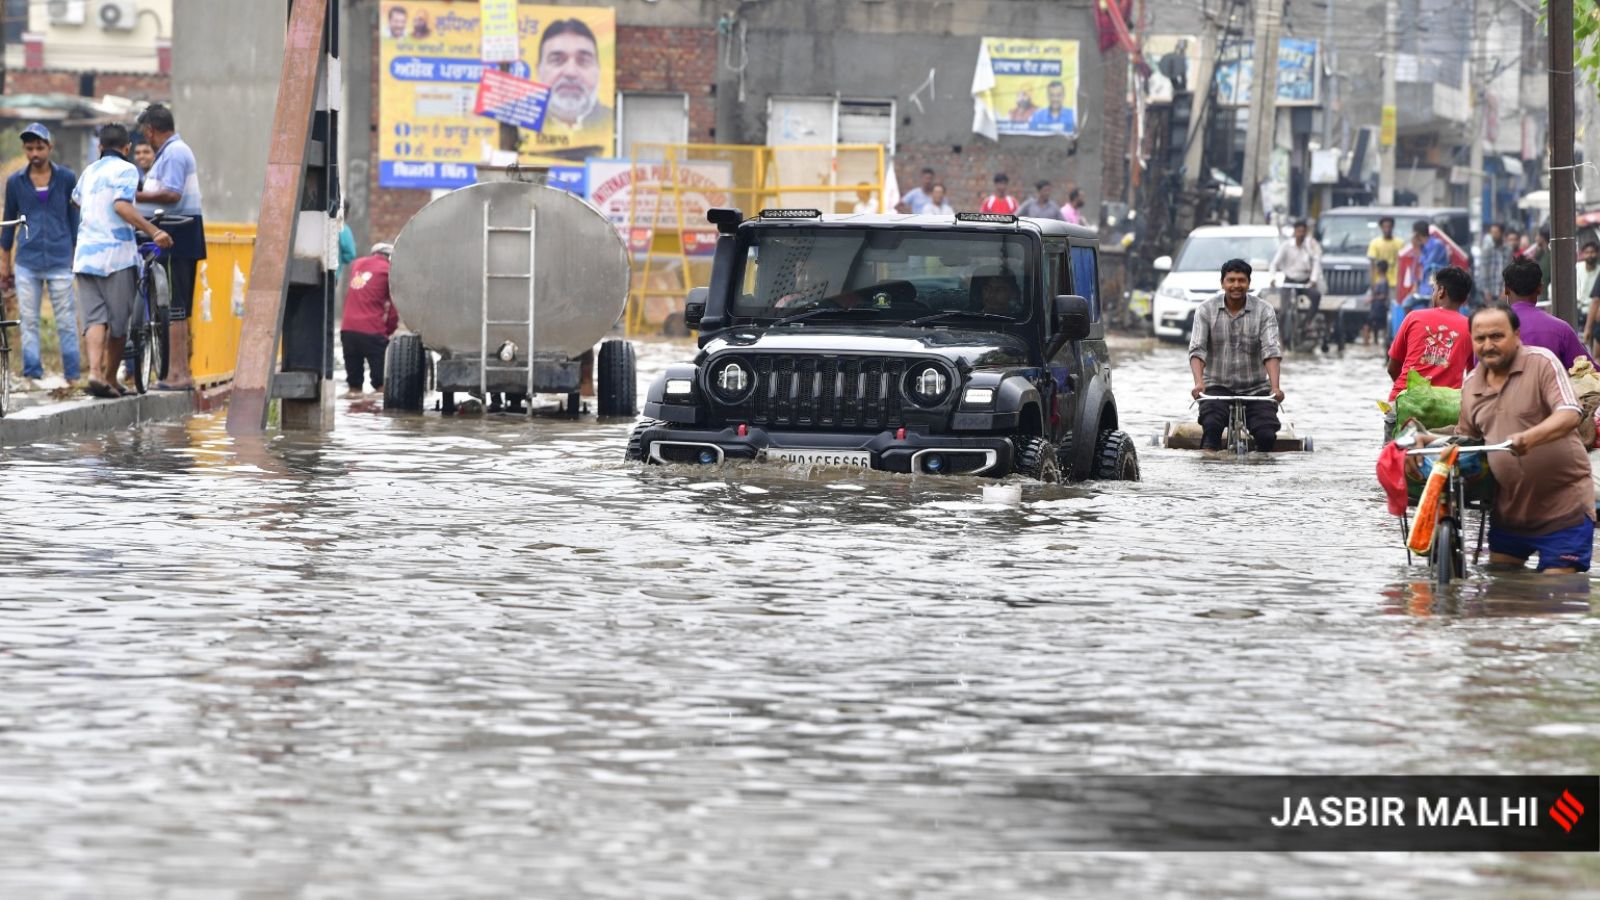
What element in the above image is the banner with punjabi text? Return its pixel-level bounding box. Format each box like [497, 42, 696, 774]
[378, 2, 616, 188]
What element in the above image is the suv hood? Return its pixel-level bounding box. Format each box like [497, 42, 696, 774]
[702, 326, 1031, 370]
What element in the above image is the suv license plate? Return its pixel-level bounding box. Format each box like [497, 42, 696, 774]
[769, 449, 872, 468]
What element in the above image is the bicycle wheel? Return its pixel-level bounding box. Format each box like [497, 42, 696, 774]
[131, 322, 152, 394]
[1280, 305, 1296, 352]
[143, 306, 167, 390]
[0, 345, 10, 418]
[1230, 404, 1248, 458]
[1430, 517, 1462, 587]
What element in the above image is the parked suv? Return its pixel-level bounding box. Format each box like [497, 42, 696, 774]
[1318, 206, 1470, 338]
[626, 207, 1139, 482]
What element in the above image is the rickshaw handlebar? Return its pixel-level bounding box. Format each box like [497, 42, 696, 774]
[1404, 440, 1515, 457]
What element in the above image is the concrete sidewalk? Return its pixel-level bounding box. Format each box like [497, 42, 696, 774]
[0, 386, 225, 448]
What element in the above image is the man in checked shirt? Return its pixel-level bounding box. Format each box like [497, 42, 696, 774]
[1188, 258, 1286, 456]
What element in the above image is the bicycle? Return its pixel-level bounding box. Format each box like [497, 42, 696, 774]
[1195, 393, 1283, 459]
[0, 214, 25, 417]
[1397, 434, 1514, 587]
[1273, 281, 1342, 353]
[125, 211, 189, 394]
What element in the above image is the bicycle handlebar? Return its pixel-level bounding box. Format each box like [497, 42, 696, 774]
[1197, 394, 1280, 402]
[0, 214, 27, 241]
[1404, 440, 1515, 457]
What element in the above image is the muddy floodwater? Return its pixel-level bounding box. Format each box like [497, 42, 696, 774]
[1, 337, 1596, 898]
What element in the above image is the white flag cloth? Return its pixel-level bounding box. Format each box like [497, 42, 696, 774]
[881, 159, 901, 213]
[971, 41, 998, 142]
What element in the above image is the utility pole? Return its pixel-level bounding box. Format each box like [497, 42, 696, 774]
[228, 0, 337, 435]
[1466, 0, 1485, 243]
[1548, 0, 1577, 324]
[1319, 0, 1334, 215]
[1378, 3, 1397, 204]
[1240, 0, 1282, 224]
[1180, 0, 1220, 231]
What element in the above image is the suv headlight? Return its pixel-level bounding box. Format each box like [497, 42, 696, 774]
[903, 363, 951, 406]
[1157, 284, 1186, 300]
[710, 358, 754, 402]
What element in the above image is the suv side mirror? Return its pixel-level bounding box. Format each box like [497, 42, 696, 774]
[1153, 255, 1172, 272]
[1054, 295, 1091, 340]
[684, 286, 708, 329]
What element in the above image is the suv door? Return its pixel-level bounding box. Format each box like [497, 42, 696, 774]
[1044, 239, 1085, 445]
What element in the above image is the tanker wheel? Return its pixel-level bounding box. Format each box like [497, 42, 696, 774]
[566, 391, 582, 417]
[382, 333, 427, 412]
[441, 391, 455, 415]
[597, 338, 638, 417]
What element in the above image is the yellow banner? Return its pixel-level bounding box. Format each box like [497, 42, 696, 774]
[379, 2, 615, 184]
[1380, 105, 1396, 148]
[980, 37, 1080, 137]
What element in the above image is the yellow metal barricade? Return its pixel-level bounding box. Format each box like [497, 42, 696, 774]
[622, 143, 885, 336]
[189, 223, 255, 386]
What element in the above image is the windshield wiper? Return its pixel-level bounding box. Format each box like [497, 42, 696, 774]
[903, 310, 1016, 327]
[769, 306, 883, 326]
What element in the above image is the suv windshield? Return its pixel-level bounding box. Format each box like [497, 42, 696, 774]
[1173, 235, 1279, 272]
[1319, 216, 1381, 255]
[732, 227, 1034, 324]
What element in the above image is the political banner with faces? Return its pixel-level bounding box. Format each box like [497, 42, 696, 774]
[378, 2, 616, 187]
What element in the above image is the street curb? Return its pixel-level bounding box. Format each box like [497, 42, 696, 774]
[0, 390, 200, 448]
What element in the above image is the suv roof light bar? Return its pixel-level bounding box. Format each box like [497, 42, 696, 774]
[758, 208, 823, 219]
[955, 212, 1018, 224]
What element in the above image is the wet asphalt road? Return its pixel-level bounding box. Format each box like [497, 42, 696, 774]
[0, 336, 1596, 898]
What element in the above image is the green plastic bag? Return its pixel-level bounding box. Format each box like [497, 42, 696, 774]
[1392, 370, 1461, 437]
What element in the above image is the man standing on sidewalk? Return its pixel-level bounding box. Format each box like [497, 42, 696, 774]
[135, 104, 206, 390]
[340, 243, 398, 396]
[71, 124, 171, 398]
[0, 123, 82, 386]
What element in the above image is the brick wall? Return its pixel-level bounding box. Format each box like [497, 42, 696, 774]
[98, 72, 173, 101]
[4, 70, 80, 96]
[1099, 48, 1128, 209]
[3, 69, 170, 101]
[368, 24, 722, 242]
[617, 25, 717, 143]
[891, 142, 1091, 215]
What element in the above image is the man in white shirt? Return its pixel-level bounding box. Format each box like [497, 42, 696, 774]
[1270, 218, 1323, 315]
[1576, 240, 1599, 306]
[918, 184, 954, 215]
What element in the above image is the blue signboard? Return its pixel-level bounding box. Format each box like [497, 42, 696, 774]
[1215, 38, 1320, 107]
[379, 160, 478, 191]
[546, 165, 586, 196]
[474, 69, 551, 133]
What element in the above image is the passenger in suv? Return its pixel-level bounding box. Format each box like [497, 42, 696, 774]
[627, 207, 1140, 483]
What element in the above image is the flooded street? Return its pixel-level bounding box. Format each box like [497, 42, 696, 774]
[2, 337, 1596, 898]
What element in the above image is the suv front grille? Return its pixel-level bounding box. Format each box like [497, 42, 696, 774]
[1325, 267, 1369, 296]
[721, 355, 910, 430]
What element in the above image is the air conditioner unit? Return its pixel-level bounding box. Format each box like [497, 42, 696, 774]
[47, 0, 87, 26]
[98, 0, 137, 31]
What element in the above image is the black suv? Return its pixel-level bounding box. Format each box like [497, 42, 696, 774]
[625, 208, 1138, 483]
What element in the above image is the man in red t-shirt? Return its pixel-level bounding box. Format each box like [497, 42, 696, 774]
[340, 242, 399, 396]
[979, 172, 1018, 214]
[1386, 264, 1475, 403]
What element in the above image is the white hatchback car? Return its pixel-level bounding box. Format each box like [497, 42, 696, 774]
[1150, 225, 1282, 342]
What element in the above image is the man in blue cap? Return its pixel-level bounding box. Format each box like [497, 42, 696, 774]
[0, 122, 82, 385]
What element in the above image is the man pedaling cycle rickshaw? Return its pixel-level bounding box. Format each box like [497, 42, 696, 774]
[1188, 257, 1286, 457]
[1396, 305, 1594, 576]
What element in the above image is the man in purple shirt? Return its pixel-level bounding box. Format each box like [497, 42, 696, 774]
[1501, 258, 1586, 369]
